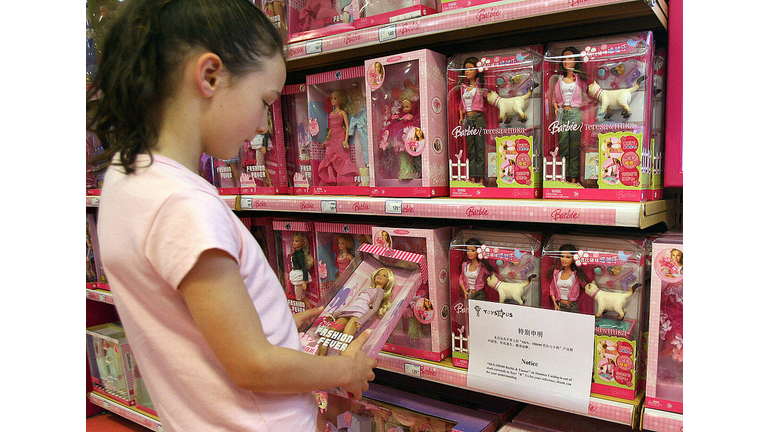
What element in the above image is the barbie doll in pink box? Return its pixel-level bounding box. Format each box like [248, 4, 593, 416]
[549, 47, 588, 184]
[335, 234, 355, 279]
[318, 267, 395, 356]
[458, 238, 494, 301]
[379, 85, 421, 180]
[318, 89, 360, 186]
[547, 243, 591, 313]
[290, 232, 314, 310]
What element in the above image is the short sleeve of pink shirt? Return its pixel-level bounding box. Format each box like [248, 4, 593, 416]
[97, 154, 317, 432]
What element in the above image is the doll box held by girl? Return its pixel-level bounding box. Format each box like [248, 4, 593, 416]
[365, 49, 449, 197]
[240, 100, 290, 195]
[645, 232, 683, 414]
[449, 229, 543, 369]
[300, 243, 427, 397]
[373, 226, 452, 362]
[281, 83, 312, 194]
[86, 322, 136, 406]
[447, 46, 544, 199]
[273, 220, 322, 313]
[542, 32, 656, 202]
[306, 66, 371, 195]
[353, 0, 438, 30]
[314, 222, 373, 302]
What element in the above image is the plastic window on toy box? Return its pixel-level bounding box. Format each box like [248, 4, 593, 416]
[242, 217, 280, 276]
[260, 0, 288, 38]
[240, 103, 289, 195]
[273, 220, 321, 313]
[212, 148, 243, 195]
[542, 32, 654, 201]
[365, 50, 448, 196]
[449, 229, 542, 368]
[281, 83, 312, 194]
[646, 234, 683, 413]
[374, 226, 452, 361]
[314, 222, 373, 302]
[447, 46, 543, 199]
[355, 0, 438, 29]
[650, 48, 667, 201]
[307, 67, 370, 194]
[86, 323, 135, 406]
[286, 0, 357, 43]
[300, 244, 426, 396]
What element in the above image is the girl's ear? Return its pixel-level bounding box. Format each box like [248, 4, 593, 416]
[195, 53, 225, 98]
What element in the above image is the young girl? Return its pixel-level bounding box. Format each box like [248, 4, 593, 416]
[86, 1, 376, 431]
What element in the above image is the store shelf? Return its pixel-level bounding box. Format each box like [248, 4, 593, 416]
[641, 407, 683, 432]
[376, 351, 643, 427]
[87, 288, 114, 305]
[284, 0, 667, 72]
[89, 392, 160, 431]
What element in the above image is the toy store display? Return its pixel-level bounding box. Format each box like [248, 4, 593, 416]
[273, 219, 322, 313]
[319, 382, 502, 431]
[287, 0, 357, 43]
[650, 47, 667, 201]
[449, 229, 542, 368]
[300, 243, 426, 396]
[447, 46, 543, 198]
[372, 225, 452, 361]
[86, 213, 109, 291]
[541, 234, 650, 400]
[282, 83, 313, 194]
[542, 32, 656, 201]
[315, 222, 373, 302]
[261, 0, 289, 37]
[499, 403, 635, 431]
[645, 231, 683, 414]
[242, 217, 281, 276]
[307, 66, 370, 194]
[365, 49, 449, 197]
[354, 0, 438, 29]
[212, 150, 243, 195]
[240, 101, 291, 195]
[199, 153, 216, 186]
[86, 322, 136, 406]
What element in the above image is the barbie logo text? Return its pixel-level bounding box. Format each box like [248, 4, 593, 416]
[300, 201, 315, 210]
[466, 206, 490, 217]
[568, 0, 593, 7]
[548, 120, 583, 135]
[352, 201, 370, 212]
[454, 302, 469, 315]
[476, 7, 502, 23]
[550, 208, 579, 221]
[343, 32, 362, 46]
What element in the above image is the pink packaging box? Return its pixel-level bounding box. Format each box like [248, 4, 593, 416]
[287, 0, 357, 44]
[645, 231, 683, 414]
[260, 0, 289, 39]
[212, 150, 243, 195]
[650, 47, 667, 201]
[439, 0, 502, 13]
[449, 229, 542, 368]
[541, 234, 650, 400]
[447, 46, 544, 199]
[542, 32, 656, 201]
[307, 66, 371, 195]
[314, 221, 373, 303]
[365, 49, 449, 197]
[353, 0, 438, 30]
[373, 225, 453, 361]
[281, 82, 313, 194]
[273, 219, 322, 313]
[240, 100, 291, 195]
[86, 323, 136, 406]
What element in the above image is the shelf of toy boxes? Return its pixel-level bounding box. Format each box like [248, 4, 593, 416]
[89, 392, 162, 431]
[282, 0, 668, 72]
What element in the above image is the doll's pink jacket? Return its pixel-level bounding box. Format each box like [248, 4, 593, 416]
[97, 154, 317, 432]
[460, 83, 488, 113]
[549, 268, 585, 301]
[459, 261, 491, 292]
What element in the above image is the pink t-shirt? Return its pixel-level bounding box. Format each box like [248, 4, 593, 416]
[97, 154, 317, 432]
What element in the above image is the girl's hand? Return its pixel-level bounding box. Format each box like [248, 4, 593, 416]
[293, 306, 323, 330]
[338, 329, 377, 400]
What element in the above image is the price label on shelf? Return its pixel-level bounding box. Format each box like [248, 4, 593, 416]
[385, 200, 402, 214]
[378, 24, 397, 42]
[240, 197, 252, 210]
[321, 200, 337, 213]
[404, 362, 421, 378]
[305, 39, 323, 55]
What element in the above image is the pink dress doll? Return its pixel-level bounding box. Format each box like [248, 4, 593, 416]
[298, 0, 343, 32]
[318, 89, 359, 186]
[335, 234, 355, 279]
[379, 85, 421, 180]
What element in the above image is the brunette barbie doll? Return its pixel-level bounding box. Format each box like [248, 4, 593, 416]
[290, 232, 315, 310]
[550, 47, 588, 183]
[458, 238, 494, 301]
[318, 267, 395, 356]
[458, 57, 488, 184]
[547, 243, 590, 313]
[318, 89, 360, 186]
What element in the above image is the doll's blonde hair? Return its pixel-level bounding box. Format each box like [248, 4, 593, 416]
[371, 267, 395, 317]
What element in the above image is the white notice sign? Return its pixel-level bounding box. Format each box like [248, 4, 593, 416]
[466, 300, 595, 414]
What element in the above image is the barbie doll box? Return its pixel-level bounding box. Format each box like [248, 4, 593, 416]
[439, 0, 503, 12]
[213, 151, 243, 195]
[447, 46, 543, 199]
[373, 225, 453, 361]
[287, 0, 358, 43]
[273, 219, 322, 313]
[320, 382, 500, 431]
[542, 32, 655, 202]
[306, 66, 371, 195]
[299, 243, 426, 396]
[353, 0, 438, 30]
[281, 82, 313, 194]
[541, 234, 650, 400]
[449, 229, 543, 368]
[499, 403, 635, 431]
[86, 323, 136, 406]
[242, 217, 280, 276]
[240, 99, 290, 195]
[314, 222, 373, 302]
[365, 49, 449, 197]
[645, 232, 683, 414]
